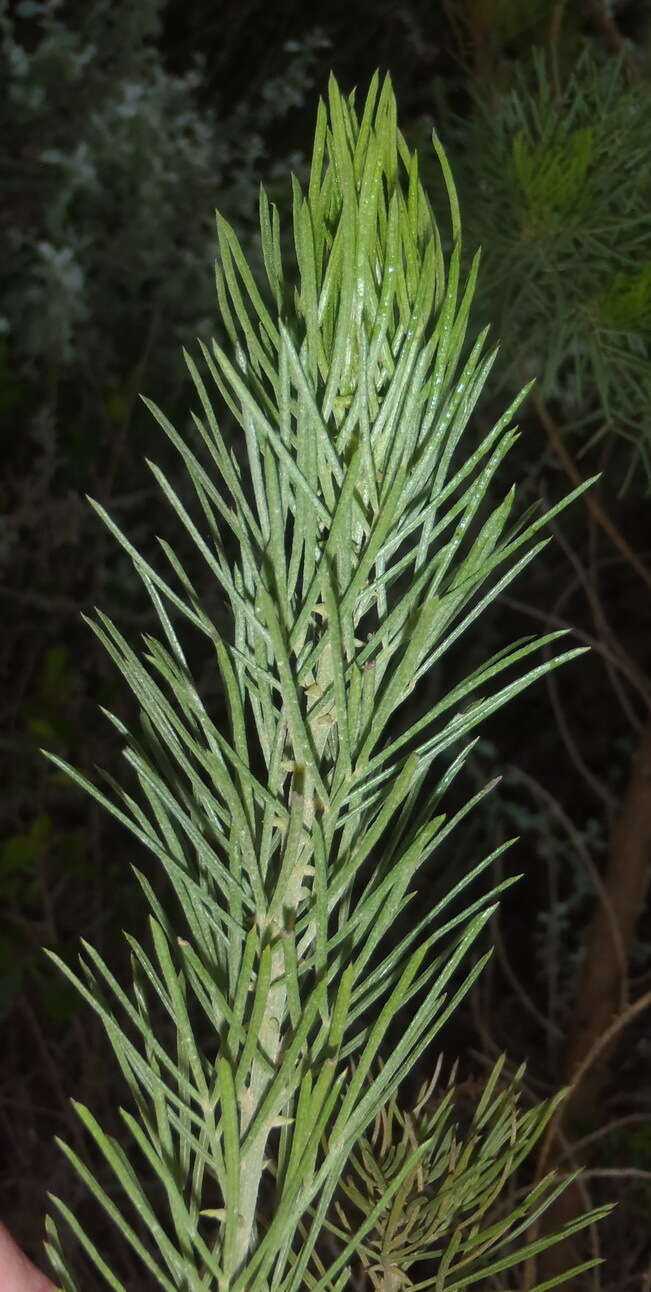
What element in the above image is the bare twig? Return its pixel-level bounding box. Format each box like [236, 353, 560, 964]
[523, 374, 651, 601]
[563, 722, 651, 1120]
[540, 988, 651, 1178]
[509, 766, 628, 1013]
[524, 990, 651, 1288]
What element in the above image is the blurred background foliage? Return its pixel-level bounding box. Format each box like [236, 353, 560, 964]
[3, 0, 651, 1287]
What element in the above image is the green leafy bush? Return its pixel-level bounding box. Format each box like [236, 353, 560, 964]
[423, 45, 651, 491]
[41, 73, 610, 1291]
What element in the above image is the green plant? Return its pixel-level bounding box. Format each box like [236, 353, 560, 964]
[424, 44, 651, 492]
[42, 72, 610, 1291]
[0, 0, 329, 1030]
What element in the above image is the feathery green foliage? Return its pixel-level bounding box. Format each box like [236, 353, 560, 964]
[42, 72, 608, 1291]
[435, 46, 651, 491]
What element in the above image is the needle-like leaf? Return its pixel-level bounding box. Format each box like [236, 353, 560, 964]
[44, 72, 607, 1292]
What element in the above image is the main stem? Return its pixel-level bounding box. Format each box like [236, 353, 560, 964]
[233, 773, 318, 1282]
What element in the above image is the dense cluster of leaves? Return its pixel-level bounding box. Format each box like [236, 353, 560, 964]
[39, 70, 609, 1291]
[0, 0, 327, 1024]
[423, 45, 651, 491]
[5, 4, 650, 1287]
[320, 1055, 585, 1290]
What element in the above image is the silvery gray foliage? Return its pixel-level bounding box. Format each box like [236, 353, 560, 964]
[0, 0, 327, 601]
[1, 0, 327, 387]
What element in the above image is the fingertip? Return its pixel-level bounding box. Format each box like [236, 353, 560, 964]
[0, 1222, 56, 1292]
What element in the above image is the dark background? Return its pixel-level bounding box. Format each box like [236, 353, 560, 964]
[3, 1, 651, 1287]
